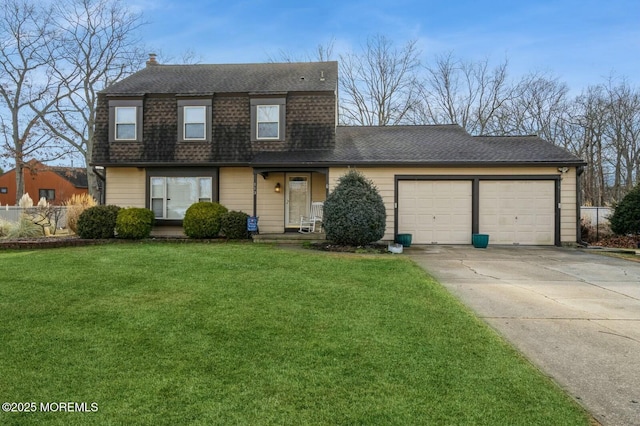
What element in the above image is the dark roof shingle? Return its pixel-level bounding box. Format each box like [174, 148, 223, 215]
[101, 61, 338, 95]
[252, 125, 585, 166]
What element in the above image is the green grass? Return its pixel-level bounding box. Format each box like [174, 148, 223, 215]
[0, 243, 589, 425]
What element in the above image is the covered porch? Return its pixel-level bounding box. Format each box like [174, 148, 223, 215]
[252, 167, 328, 234]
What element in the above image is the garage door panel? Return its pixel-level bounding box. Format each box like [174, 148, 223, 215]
[398, 181, 472, 245]
[479, 180, 555, 245]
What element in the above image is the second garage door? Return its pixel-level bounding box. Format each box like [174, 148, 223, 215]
[479, 180, 555, 245]
[398, 181, 472, 244]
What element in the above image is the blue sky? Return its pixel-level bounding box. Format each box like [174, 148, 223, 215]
[136, 0, 640, 93]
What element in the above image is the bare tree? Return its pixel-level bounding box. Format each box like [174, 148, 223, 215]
[339, 35, 421, 126]
[0, 0, 70, 203]
[37, 0, 145, 199]
[267, 37, 336, 63]
[419, 53, 514, 134]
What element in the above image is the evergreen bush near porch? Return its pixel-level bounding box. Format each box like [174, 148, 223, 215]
[115, 208, 155, 239]
[323, 170, 386, 245]
[183, 202, 228, 238]
[220, 210, 250, 239]
[76, 205, 121, 239]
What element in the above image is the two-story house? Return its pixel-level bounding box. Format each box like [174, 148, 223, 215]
[92, 57, 585, 245]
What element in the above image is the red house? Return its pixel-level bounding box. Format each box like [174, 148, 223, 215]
[0, 159, 88, 206]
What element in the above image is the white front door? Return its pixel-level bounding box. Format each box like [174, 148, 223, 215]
[286, 174, 310, 227]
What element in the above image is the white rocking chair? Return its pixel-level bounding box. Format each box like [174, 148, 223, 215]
[299, 202, 324, 233]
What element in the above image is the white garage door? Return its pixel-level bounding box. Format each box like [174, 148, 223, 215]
[398, 181, 472, 244]
[479, 180, 555, 245]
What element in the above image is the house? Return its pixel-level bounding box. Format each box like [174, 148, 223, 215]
[0, 159, 88, 206]
[92, 57, 585, 246]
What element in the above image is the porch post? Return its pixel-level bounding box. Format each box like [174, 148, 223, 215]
[252, 170, 257, 217]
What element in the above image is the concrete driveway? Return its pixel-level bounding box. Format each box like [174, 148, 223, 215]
[406, 246, 640, 426]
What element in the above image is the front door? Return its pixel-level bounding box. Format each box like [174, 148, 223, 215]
[286, 174, 310, 227]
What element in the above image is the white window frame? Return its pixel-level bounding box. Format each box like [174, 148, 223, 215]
[114, 106, 137, 141]
[256, 104, 280, 140]
[183, 106, 207, 140]
[150, 176, 213, 220]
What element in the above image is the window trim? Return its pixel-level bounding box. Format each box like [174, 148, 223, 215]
[250, 97, 286, 142]
[115, 106, 137, 140]
[177, 99, 212, 142]
[146, 168, 219, 225]
[108, 99, 143, 142]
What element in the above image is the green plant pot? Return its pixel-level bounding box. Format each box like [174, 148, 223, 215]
[472, 234, 489, 248]
[395, 233, 412, 247]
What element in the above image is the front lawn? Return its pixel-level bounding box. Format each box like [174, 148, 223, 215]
[0, 243, 589, 425]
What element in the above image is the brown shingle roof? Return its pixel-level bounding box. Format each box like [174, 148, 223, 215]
[101, 62, 338, 95]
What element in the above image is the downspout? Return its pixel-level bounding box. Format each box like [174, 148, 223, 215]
[576, 165, 588, 246]
[92, 166, 106, 205]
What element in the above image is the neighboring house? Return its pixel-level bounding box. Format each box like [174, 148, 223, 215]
[92, 57, 586, 246]
[0, 159, 88, 206]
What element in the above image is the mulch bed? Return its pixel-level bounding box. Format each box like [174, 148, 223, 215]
[589, 235, 640, 249]
[309, 242, 389, 253]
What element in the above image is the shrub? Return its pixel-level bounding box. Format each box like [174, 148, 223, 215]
[221, 210, 250, 239]
[609, 185, 640, 235]
[64, 193, 97, 234]
[77, 205, 120, 239]
[183, 202, 228, 238]
[116, 208, 155, 239]
[323, 170, 386, 246]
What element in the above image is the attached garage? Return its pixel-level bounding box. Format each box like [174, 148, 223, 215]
[398, 180, 472, 244]
[395, 175, 561, 246]
[479, 180, 557, 245]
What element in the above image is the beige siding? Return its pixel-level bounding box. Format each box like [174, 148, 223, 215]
[329, 166, 580, 244]
[311, 172, 327, 202]
[257, 172, 285, 233]
[105, 167, 145, 208]
[219, 167, 253, 214]
[560, 168, 578, 243]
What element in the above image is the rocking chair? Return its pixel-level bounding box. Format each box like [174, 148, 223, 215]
[299, 202, 324, 233]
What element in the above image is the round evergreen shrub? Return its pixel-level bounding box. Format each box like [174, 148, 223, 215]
[183, 202, 228, 238]
[220, 210, 250, 239]
[609, 185, 640, 235]
[323, 170, 386, 245]
[77, 205, 120, 239]
[116, 208, 155, 239]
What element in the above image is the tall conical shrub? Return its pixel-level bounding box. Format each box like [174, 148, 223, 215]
[323, 170, 386, 245]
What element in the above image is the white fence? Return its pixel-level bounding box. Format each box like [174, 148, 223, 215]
[581, 206, 612, 225]
[0, 205, 69, 228]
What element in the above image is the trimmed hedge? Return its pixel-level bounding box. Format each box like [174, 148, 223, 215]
[183, 202, 228, 238]
[610, 185, 640, 235]
[323, 170, 386, 246]
[116, 208, 155, 239]
[77, 205, 121, 239]
[221, 210, 250, 240]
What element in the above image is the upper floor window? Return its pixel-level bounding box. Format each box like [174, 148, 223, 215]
[257, 105, 280, 139]
[178, 99, 212, 142]
[251, 97, 286, 142]
[184, 107, 206, 139]
[109, 99, 143, 142]
[115, 107, 137, 140]
[0, 187, 7, 194]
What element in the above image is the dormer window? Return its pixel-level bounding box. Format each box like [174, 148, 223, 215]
[178, 99, 212, 142]
[108, 99, 143, 142]
[257, 105, 280, 139]
[184, 106, 206, 139]
[115, 107, 137, 140]
[251, 97, 286, 142]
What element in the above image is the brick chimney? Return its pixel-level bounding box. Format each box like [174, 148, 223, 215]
[146, 53, 158, 67]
